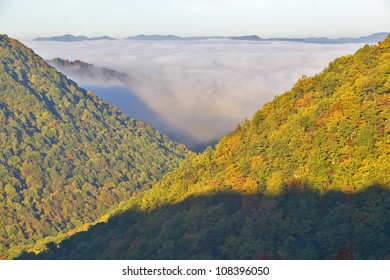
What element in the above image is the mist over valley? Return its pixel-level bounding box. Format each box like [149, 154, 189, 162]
[27, 39, 369, 149]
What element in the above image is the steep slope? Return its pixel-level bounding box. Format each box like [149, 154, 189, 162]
[0, 35, 187, 259]
[46, 58, 182, 150]
[19, 36, 390, 259]
[90, 35, 390, 205]
[46, 58, 214, 152]
[149, 35, 390, 199]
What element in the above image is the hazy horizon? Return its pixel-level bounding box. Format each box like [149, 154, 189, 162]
[1, 0, 389, 40]
[14, 31, 390, 41]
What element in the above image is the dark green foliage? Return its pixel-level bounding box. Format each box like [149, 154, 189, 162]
[0, 35, 187, 259]
[18, 186, 390, 260]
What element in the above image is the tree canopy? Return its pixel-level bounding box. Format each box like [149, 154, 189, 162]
[19, 35, 390, 260]
[0, 35, 187, 259]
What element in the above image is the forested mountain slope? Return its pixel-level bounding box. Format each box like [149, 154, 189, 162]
[19, 36, 390, 259]
[0, 35, 187, 259]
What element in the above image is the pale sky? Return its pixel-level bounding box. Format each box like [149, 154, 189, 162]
[1, 0, 389, 40]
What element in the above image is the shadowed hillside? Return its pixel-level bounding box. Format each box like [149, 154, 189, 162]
[18, 186, 390, 259]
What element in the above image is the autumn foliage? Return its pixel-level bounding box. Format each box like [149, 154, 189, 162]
[0, 35, 187, 259]
[19, 36, 390, 260]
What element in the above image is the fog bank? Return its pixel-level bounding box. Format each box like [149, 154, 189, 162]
[25, 39, 366, 148]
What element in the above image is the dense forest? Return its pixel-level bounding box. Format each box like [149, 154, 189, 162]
[0, 35, 187, 259]
[19, 35, 390, 259]
[19, 187, 390, 259]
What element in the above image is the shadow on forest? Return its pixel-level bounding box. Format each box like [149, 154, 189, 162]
[17, 185, 390, 260]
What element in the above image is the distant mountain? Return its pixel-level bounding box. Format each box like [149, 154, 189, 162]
[19, 36, 390, 260]
[350, 32, 390, 43]
[231, 32, 390, 44]
[0, 35, 187, 259]
[34, 33, 389, 44]
[129, 33, 389, 44]
[47, 58, 128, 84]
[33, 34, 116, 42]
[230, 35, 262, 41]
[127, 34, 184, 41]
[126, 34, 223, 41]
[293, 32, 390, 44]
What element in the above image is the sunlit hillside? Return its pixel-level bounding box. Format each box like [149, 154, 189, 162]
[19, 36, 390, 260]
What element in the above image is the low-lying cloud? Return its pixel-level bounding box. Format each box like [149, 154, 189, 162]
[24, 39, 366, 148]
